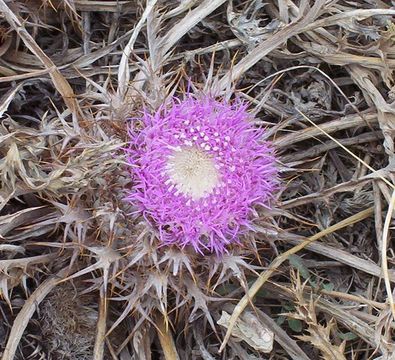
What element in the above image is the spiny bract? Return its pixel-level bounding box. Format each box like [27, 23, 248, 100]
[126, 95, 278, 254]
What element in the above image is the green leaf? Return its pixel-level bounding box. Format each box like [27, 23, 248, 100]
[338, 331, 358, 341]
[276, 315, 286, 326]
[216, 283, 238, 296]
[255, 287, 268, 298]
[288, 255, 310, 280]
[288, 318, 303, 333]
[322, 282, 335, 292]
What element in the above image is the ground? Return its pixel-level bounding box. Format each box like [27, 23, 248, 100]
[0, 1, 395, 359]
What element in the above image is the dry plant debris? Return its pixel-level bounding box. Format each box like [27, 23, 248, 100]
[0, 1, 395, 359]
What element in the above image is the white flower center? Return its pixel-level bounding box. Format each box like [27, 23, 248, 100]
[165, 147, 219, 200]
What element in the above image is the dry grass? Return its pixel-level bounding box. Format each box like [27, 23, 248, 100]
[0, 1, 395, 359]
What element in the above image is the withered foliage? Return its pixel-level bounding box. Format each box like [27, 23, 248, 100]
[0, 1, 394, 359]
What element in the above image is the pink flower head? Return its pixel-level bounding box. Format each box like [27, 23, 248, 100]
[126, 95, 278, 254]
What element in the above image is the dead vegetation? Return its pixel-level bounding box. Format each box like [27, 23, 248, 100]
[0, 0, 394, 359]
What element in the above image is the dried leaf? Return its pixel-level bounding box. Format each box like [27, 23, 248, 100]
[218, 310, 274, 353]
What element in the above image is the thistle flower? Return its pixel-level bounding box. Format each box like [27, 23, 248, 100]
[126, 95, 278, 254]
